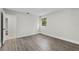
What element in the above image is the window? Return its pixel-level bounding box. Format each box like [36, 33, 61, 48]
[42, 17, 47, 26]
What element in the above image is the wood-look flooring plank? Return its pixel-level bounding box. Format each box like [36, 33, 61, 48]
[0, 34, 79, 51]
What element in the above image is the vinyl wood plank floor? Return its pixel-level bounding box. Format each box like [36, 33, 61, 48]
[0, 34, 79, 51]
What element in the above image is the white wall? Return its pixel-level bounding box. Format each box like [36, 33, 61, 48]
[4, 9, 38, 39]
[16, 13, 38, 38]
[40, 9, 79, 44]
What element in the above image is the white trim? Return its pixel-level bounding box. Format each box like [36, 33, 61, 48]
[16, 33, 38, 39]
[41, 32, 79, 45]
[3, 32, 79, 45]
[3, 33, 38, 41]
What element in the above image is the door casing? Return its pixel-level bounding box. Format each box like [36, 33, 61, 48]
[1, 12, 3, 47]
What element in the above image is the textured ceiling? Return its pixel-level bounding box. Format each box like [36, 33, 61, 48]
[7, 8, 62, 16]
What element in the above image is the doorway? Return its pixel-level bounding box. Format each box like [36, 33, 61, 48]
[1, 13, 17, 47]
[1, 12, 3, 47]
[5, 14, 16, 40]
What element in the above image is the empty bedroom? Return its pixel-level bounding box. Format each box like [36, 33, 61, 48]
[0, 8, 79, 51]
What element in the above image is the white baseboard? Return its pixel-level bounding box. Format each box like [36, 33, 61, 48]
[41, 32, 79, 45]
[4, 32, 79, 45]
[16, 33, 38, 39]
[4, 32, 39, 41]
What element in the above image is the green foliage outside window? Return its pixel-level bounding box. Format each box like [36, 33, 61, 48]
[42, 18, 47, 26]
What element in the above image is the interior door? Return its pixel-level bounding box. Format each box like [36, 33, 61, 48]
[1, 11, 7, 47]
[6, 14, 16, 40]
[1, 12, 3, 47]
